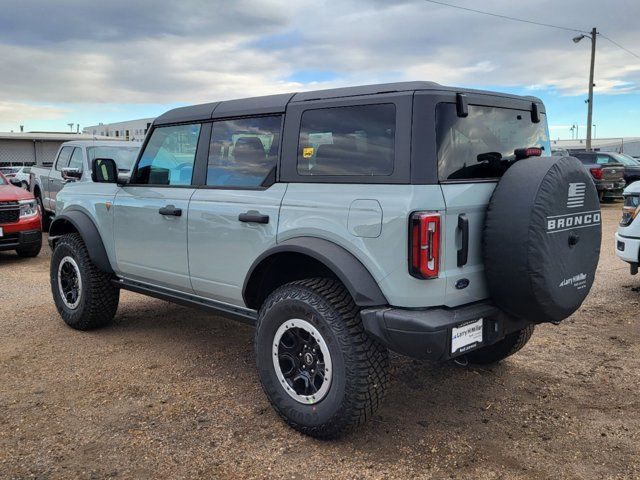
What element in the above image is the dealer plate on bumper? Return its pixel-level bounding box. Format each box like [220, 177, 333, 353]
[451, 318, 483, 355]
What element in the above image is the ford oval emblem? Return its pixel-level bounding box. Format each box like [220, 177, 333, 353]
[455, 278, 470, 290]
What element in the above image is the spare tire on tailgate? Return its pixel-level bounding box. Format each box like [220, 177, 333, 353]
[483, 156, 601, 324]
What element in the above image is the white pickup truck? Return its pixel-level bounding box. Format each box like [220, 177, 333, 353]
[30, 140, 139, 229]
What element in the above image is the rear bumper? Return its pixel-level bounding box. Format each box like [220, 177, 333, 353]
[596, 180, 626, 197]
[0, 228, 42, 251]
[361, 301, 530, 361]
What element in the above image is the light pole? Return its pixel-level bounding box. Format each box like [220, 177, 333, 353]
[573, 27, 598, 151]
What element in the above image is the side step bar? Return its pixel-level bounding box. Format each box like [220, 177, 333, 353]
[113, 278, 258, 325]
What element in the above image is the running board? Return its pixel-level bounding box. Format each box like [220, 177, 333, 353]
[112, 278, 257, 325]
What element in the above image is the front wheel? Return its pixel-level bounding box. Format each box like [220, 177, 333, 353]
[50, 233, 119, 330]
[255, 278, 389, 439]
[465, 324, 535, 364]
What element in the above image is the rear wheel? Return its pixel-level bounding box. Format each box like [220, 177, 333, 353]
[255, 278, 389, 439]
[50, 233, 119, 330]
[465, 325, 534, 364]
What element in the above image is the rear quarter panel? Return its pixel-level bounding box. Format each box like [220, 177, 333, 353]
[278, 183, 452, 308]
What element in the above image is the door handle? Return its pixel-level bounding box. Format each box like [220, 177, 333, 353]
[238, 211, 269, 224]
[158, 205, 182, 216]
[457, 213, 469, 267]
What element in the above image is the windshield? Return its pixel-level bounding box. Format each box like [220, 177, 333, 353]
[611, 153, 640, 166]
[436, 103, 551, 181]
[86, 146, 139, 172]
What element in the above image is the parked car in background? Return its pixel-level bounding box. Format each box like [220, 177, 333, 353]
[551, 147, 570, 157]
[572, 151, 626, 201]
[607, 153, 640, 185]
[616, 181, 640, 274]
[30, 140, 139, 230]
[0, 172, 42, 257]
[0, 166, 32, 189]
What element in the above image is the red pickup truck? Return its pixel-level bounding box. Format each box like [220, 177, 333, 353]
[0, 172, 42, 257]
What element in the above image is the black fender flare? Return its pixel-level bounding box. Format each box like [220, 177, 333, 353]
[49, 211, 114, 274]
[243, 237, 388, 308]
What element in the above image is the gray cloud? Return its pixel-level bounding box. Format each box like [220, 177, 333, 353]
[0, 0, 638, 109]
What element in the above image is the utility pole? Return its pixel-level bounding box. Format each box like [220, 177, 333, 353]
[573, 28, 598, 150]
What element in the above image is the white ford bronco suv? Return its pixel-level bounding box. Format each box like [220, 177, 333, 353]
[48, 82, 601, 438]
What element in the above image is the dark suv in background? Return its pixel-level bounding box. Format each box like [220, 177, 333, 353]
[572, 151, 626, 200]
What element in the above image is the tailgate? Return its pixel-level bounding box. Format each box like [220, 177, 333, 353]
[602, 164, 624, 181]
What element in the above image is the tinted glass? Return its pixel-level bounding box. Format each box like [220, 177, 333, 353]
[297, 104, 395, 176]
[610, 153, 638, 166]
[436, 104, 551, 180]
[87, 146, 139, 172]
[67, 148, 84, 170]
[132, 124, 201, 185]
[55, 147, 74, 171]
[207, 116, 281, 187]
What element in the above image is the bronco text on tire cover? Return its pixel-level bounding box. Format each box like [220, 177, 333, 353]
[483, 156, 601, 323]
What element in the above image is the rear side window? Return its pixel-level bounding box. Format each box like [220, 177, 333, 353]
[55, 146, 74, 171]
[132, 123, 201, 186]
[207, 116, 281, 188]
[436, 104, 551, 181]
[297, 104, 395, 176]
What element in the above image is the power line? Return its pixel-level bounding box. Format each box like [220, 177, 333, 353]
[600, 34, 640, 61]
[424, 0, 640, 63]
[423, 0, 590, 34]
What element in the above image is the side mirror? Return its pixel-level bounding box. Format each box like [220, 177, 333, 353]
[92, 158, 118, 183]
[9, 178, 21, 186]
[61, 167, 82, 182]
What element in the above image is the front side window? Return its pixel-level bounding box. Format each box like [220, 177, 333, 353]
[297, 104, 395, 176]
[132, 123, 201, 185]
[55, 146, 74, 171]
[207, 116, 281, 188]
[436, 104, 551, 181]
[67, 148, 84, 170]
[87, 146, 139, 172]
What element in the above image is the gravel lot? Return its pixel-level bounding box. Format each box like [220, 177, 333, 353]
[0, 203, 638, 479]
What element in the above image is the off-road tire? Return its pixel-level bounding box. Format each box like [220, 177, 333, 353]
[50, 233, 119, 330]
[465, 325, 535, 365]
[255, 278, 389, 439]
[16, 243, 41, 258]
[36, 194, 50, 232]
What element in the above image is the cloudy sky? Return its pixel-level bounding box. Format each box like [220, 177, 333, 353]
[0, 0, 639, 138]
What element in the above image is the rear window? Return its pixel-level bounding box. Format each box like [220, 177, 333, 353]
[297, 104, 395, 176]
[87, 146, 140, 172]
[436, 103, 551, 181]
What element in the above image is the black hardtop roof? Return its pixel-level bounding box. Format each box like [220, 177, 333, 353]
[154, 81, 543, 126]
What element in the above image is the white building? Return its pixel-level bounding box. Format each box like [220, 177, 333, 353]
[83, 117, 154, 142]
[551, 137, 640, 157]
[0, 132, 114, 167]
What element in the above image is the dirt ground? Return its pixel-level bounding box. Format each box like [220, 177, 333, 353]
[0, 203, 638, 480]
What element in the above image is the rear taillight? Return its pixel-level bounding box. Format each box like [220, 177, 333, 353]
[590, 167, 603, 180]
[409, 212, 440, 279]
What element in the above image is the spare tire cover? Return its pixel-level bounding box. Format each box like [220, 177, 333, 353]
[483, 156, 601, 323]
